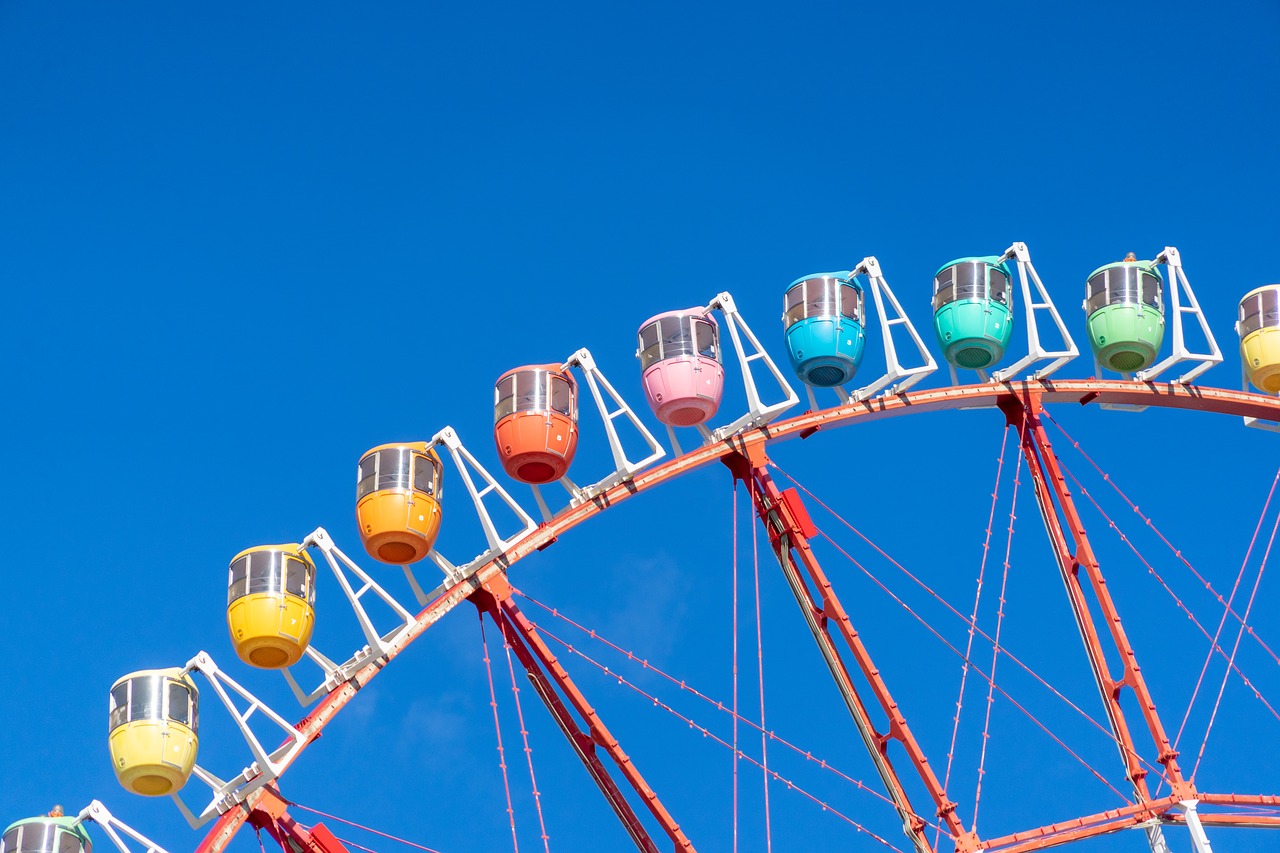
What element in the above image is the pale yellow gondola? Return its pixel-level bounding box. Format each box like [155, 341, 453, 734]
[107, 669, 198, 796]
[1239, 285, 1280, 393]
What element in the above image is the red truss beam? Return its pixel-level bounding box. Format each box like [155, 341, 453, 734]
[244, 787, 351, 853]
[473, 582, 695, 853]
[1009, 392, 1192, 804]
[727, 446, 978, 853]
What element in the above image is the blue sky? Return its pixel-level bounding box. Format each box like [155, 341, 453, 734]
[2, 2, 1279, 851]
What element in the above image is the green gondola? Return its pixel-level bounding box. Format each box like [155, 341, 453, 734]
[1, 816, 92, 853]
[1084, 261, 1165, 373]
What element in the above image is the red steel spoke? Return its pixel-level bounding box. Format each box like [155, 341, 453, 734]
[769, 461, 1158, 776]
[1045, 410, 1280, 671]
[1011, 390, 1193, 853]
[501, 629, 552, 851]
[727, 446, 979, 853]
[512, 588, 920, 819]
[526, 617, 913, 851]
[286, 802, 448, 853]
[1052, 454, 1280, 730]
[1193, 505, 1280, 780]
[732, 478, 740, 852]
[483, 590, 693, 853]
[937, 425, 1011, 850]
[1179, 466, 1280, 759]
[812, 524, 1135, 804]
[750, 476, 774, 852]
[481, 613, 521, 852]
[973, 424, 1025, 832]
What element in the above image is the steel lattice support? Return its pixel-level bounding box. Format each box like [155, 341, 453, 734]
[725, 444, 978, 853]
[472, 578, 695, 853]
[1006, 391, 1193, 851]
[244, 787, 351, 853]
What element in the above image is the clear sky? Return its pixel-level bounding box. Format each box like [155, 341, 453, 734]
[2, 2, 1279, 852]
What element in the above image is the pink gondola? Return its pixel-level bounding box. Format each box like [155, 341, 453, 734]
[637, 308, 724, 426]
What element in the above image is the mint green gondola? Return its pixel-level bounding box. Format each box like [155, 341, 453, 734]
[932, 257, 1014, 371]
[1084, 262, 1165, 373]
[2, 817, 92, 853]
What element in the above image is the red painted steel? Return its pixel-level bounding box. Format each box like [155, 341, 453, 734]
[477, 589, 694, 852]
[193, 381, 1280, 853]
[245, 787, 352, 853]
[1013, 391, 1192, 804]
[728, 444, 977, 853]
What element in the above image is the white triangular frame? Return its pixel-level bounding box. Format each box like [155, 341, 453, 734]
[988, 241, 1079, 383]
[404, 426, 537, 602]
[75, 801, 170, 853]
[169, 652, 305, 828]
[1133, 246, 1222, 384]
[529, 347, 666, 520]
[706, 291, 799, 444]
[279, 527, 418, 706]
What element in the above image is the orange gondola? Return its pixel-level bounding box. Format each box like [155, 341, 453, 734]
[494, 364, 579, 484]
[355, 443, 443, 564]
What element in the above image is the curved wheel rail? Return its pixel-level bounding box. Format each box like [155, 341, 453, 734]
[196, 380, 1280, 853]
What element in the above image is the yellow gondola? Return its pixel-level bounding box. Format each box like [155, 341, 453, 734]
[1239, 285, 1280, 393]
[356, 442, 443, 564]
[107, 669, 199, 796]
[226, 545, 317, 669]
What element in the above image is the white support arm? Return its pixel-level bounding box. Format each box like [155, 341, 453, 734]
[277, 528, 418, 704]
[849, 256, 938, 402]
[75, 801, 170, 853]
[1136, 246, 1223, 384]
[169, 651, 306, 827]
[1181, 800, 1214, 853]
[990, 242, 1079, 382]
[426, 426, 537, 575]
[560, 347, 665, 502]
[707, 291, 799, 441]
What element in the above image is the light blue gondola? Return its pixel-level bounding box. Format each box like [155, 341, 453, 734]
[782, 272, 866, 387]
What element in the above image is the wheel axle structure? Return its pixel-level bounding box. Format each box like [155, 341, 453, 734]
[171, 379, 1280, 853]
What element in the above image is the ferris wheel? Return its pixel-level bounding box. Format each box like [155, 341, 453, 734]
[7, 243, 1280, 853]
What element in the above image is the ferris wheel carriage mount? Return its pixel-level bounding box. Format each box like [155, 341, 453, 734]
[493, 364, 580, 485]
[355, 442, 443, 565]
[107, 669, 199, 797]
[782, 272, 866, 388]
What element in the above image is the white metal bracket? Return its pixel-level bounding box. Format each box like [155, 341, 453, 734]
[849, 256, 938, 402]
[169, 652, 305, 828]
[989, 242, 1079, 382]
[413, 426, 537, 596]
[74, 801, 170, 853]
[279, 528, 418, 705]
[706, 291, 799, 443]
[531, 347, 664, 514]
[1180, 800, 1214, 853]
[1135, 247, 1222, 384]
